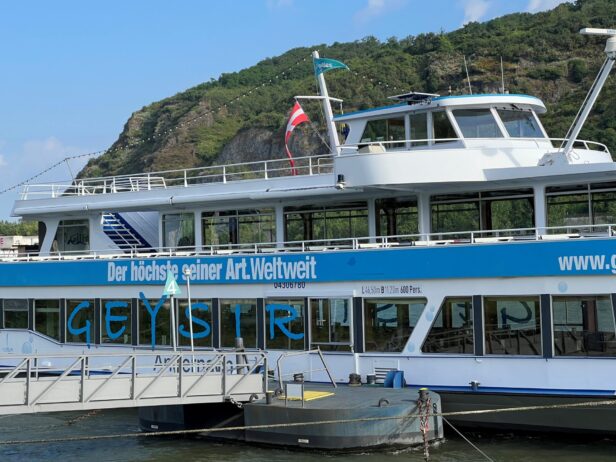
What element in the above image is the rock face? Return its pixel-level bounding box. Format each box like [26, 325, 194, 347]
[216, 126, 328, 166]
[78, 0, 616, 179]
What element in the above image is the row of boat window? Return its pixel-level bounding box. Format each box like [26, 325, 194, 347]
[2, 295, 614, 357]
[358, 108, 544, 147]
[48, 180, 616, 253]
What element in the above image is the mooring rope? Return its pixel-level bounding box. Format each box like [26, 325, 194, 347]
[443, 417, 495, 462]
[0, 397, 614, 446]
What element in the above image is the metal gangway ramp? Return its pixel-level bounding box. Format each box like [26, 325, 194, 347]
[0, 351, 267, 415]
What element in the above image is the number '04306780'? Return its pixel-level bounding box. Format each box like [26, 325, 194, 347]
[273, 282, 306, 289]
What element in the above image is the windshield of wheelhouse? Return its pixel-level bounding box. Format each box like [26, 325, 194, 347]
[496, 108, 544, 138]
[452, 109, 503, 138]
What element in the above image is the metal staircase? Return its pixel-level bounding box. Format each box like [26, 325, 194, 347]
[102, 212, 151, 252]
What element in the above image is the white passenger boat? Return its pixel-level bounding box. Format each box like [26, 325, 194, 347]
[2, 28, 616, 433]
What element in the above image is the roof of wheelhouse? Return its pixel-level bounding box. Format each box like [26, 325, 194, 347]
[333, 94, 546, 122]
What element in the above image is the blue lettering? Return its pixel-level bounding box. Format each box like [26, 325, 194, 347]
[266, 304, 304, 341]
[105, 301, 129, 341]
[67, 301, 91, 346]
[139, 292, 168, 348]
[179, 303, 210, 339]
[234, 304, 241, 338]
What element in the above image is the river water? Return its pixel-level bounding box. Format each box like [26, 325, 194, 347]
[1, 409, 614, 461]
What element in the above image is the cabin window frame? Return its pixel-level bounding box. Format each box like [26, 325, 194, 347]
[483, 295, 543, 356]
[421, 296, 474, 355]
[363, 297, 427, 353]
[450, 108, 505, 139]
[308, 296, 353, 352]
[161, 212, 195, 250]
[201, 208, 276, 249]
[495, 107, 546, 139]
[34, 299, 61, 341]
[219, 298, 258, 349]
[359, 116, 407, 151]
[551, 294, 616, 357]
[2, 299, 29, 330]
[545, 182, 616, 232]
[51, 219, 90, 255]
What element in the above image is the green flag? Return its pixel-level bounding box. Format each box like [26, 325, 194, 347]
[314, 57, 349, 76]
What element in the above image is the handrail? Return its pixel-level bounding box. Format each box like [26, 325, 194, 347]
[1, 222, 615, 264]
[19, 153, 335, 200]
[275, 348, 337, 391]
[17, 136, 611, 200]
[340, 137, 609, 153]
[0, 350, 268, 414]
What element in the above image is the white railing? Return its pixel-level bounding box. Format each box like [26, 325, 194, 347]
[340, 137, 610, 153]
[2, 223, 615, 264]
[0, 350, 267, 415]
[19, 153, 335, 200]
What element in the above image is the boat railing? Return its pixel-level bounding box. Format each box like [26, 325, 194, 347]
[19, 153, 335, 200]
[2, 223, 615, 263]
[339, 137, 609, 153]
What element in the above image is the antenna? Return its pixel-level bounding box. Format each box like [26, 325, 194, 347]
[463, 56, 472, 95]
[500, 56, 506, 94]
[561, 28, 616, 159]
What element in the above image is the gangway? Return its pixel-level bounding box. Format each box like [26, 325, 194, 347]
[0, 350, 267, 415]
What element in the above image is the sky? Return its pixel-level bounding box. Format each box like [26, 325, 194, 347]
[0, 0, 568, 220]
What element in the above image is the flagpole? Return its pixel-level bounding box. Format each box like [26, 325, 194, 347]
[312, 50, 341, 155]
[170, 294, 177, 352]
[183, 267, 195, 355]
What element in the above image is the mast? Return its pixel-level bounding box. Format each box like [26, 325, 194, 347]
[312, 51, 342, 155]
[562, 28, 616, 159]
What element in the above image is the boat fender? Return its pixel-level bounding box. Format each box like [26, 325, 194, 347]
[378, 398, 390, 407]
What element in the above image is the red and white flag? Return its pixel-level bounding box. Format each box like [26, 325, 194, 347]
[285, 101, 309, 175]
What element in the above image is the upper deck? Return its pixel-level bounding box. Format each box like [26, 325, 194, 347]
[11, 93, 614, 218]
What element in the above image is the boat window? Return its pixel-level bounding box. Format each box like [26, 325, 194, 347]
[51, 219, 89, 254]
[220, 299, 258, 349]
[484, 296, 542, 356]
[410, 113, 428, 147]
[364, 298, 426, 352]
[553, 296, 616, 357]
[310, 298, 352, 352]
[497, 109, 544, 138]
[177, 299, 212, 348]
[431, 190, 534, 238]
[546, 182, 616, 232]
[422, 297, 473, 354]
[432, 111, 457, 143]
[101, 299, 132, 345]
[66, 299, 94, 343]
[376, 198, 418, 241]
[360, 117, 405, 150]
[265, 298, 305, 350]
[452, 109, 503, 138]
[139, 297, 172, 346]
[162, 213, 195, 250]
[3, 299, 28, 329]
[34, 299, 60, 341]
[284, 202, 368, 246]
[202, 209, 275, 249]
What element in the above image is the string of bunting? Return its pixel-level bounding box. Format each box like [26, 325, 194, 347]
[0, 54, 311, 196]
[0, 55, 409, 197]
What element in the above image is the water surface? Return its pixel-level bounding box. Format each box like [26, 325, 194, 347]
[0, 409, 614, 461]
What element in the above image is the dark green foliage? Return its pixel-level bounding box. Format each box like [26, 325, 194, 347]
[79, 0, 616, 178]
[568, 58, 588, 82]
[0, 220, 38, 236]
